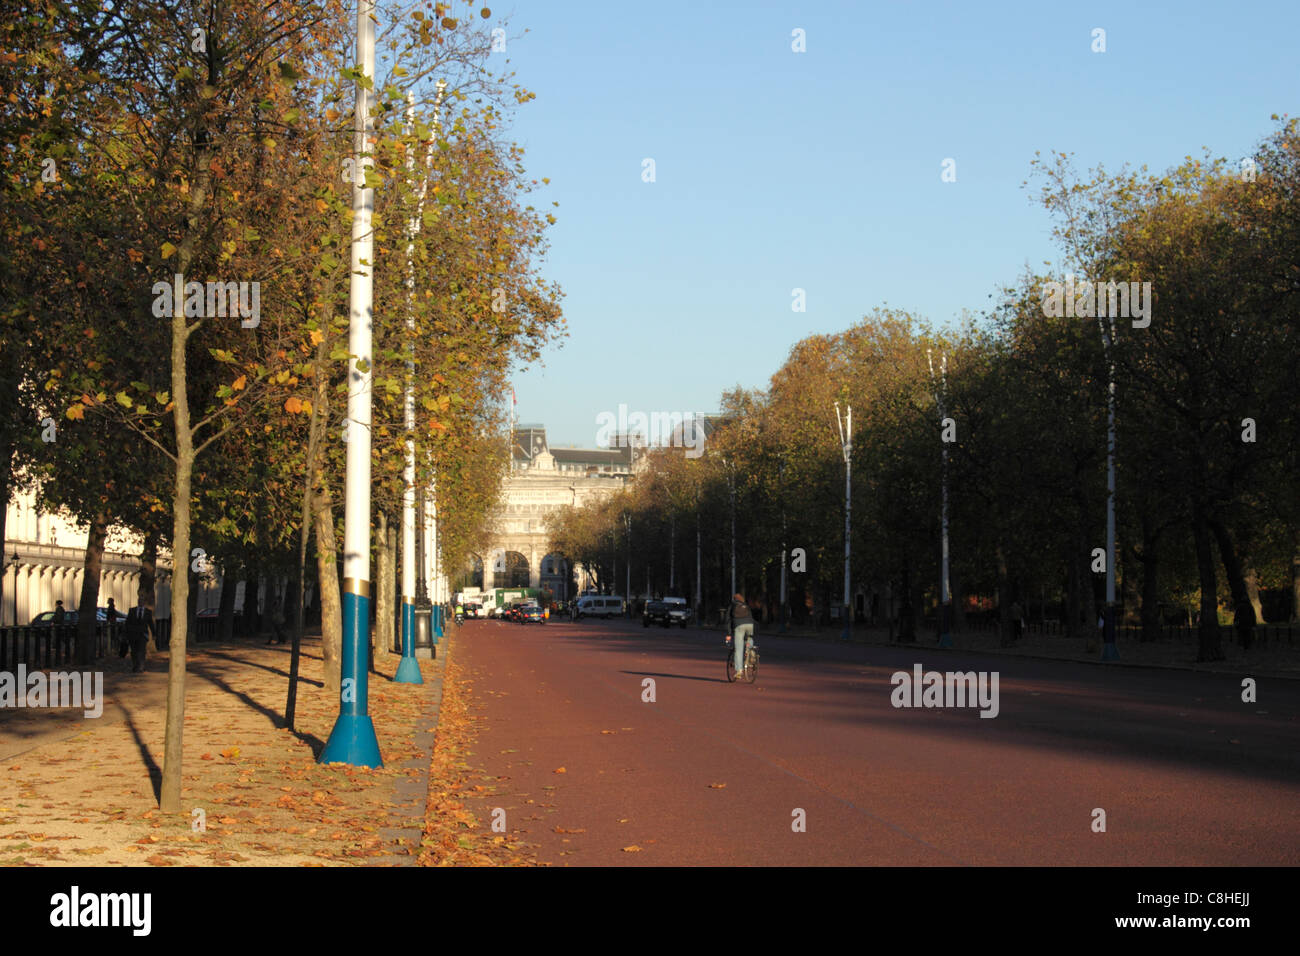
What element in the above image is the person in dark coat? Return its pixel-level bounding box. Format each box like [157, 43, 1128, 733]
[124, 595, 156, 672]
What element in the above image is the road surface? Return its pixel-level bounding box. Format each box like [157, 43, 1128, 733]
[454, 616, 1299, 865]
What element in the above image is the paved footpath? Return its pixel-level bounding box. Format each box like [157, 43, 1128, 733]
[455, 617, 1300, 866]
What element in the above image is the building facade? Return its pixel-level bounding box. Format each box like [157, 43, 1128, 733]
[465, 425, 639, 600]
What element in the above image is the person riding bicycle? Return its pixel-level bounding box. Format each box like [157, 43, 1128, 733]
[726, 592, 754, 678]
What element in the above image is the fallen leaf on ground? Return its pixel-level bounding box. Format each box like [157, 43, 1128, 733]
[622, 845, 642, 852]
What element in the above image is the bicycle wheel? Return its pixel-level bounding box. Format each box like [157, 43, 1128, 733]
[744, 646, 758, 683]
[725, 646, 737, 682]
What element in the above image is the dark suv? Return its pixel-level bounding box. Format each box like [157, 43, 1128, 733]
[642, 601, 674, 628]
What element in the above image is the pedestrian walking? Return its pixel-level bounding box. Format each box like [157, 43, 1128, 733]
[52, 600, 66, 626]
[105, 597, 130, 657]
[267, 599, 287, 645]
[124, 595, 155, 672]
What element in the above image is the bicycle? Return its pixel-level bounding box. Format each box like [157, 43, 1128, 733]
[725, 635, 758, 683]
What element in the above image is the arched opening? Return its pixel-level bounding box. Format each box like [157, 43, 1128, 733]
[492, 551, 530, 589]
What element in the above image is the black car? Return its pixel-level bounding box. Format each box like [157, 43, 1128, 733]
[30, 609, 79, 626]
[642, 601, 674, 628]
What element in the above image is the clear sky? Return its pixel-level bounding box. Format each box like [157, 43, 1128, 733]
[494, 0, 1296, 448]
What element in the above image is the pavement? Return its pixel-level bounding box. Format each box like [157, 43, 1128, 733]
[453, 616, 1300, 866]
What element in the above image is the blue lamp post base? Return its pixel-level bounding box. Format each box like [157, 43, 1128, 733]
[394, 655, 423, 684]
[319, 714, 383, 767]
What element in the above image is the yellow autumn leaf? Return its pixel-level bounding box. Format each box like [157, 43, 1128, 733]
[231, 375, 246, 390]
[310, 328, 323, 345]
[65, 404, 85, 421]
[284, 396, 303, 414]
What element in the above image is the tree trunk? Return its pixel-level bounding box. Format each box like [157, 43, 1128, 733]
[139, 531, 158, 649]
[243, 576, 260, 636]
[1243, 564, 1264, 625]
[951, 565, 966, 633]
[160, 136, 216, 814]
[1140, 530, 1162, 644]
[75, 511, 108, 665]
[374, 509, 393, 663]
[1292, 532, 1300, 624]
[386, 519, 398, 651]
[217, 570, 237, 641]
[1065, 546, 1082, 640]
[1209, 518, 1256, 650]
[186, 564, 199, 643]
[313, 482, 343, 699]
[898, 561, 916, 643]
[1192, 508, 1224, 662]
[995, 542, 1011, 647]
[0, 456, 10, 624]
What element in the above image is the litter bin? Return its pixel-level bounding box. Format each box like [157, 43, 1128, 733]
[413, 601, 435, 659]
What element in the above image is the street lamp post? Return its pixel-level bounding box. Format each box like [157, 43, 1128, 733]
[320, 0, 382, 766]
[694, 487, 702, 625]
[927, 350, 953, 648]
[1098, 313, 1120, 660]
[835, 402, 853, 641]
[778, 459, 788, 633]
[726, 458, 736, 597]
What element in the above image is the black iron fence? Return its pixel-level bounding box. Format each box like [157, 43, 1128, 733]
[951, 614, 1295, 647]
[0, 619, 178, 671]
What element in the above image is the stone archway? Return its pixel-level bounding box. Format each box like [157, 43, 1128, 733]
[491, 550, 530, 589]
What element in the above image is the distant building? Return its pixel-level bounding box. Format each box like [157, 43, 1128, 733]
[469, 425, 635, 599]
[3, 487, 178, 625]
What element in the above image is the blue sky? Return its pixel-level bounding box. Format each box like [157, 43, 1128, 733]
[494, 0, 1296, 447]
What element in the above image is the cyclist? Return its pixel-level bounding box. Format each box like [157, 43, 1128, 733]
[726, 592, 754, 678]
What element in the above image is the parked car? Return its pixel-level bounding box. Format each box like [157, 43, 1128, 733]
[98, 606, 126, 625]
[30, 609, 79, 627]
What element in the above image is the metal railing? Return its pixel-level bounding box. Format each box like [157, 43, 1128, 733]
[0, 619, 175, 670]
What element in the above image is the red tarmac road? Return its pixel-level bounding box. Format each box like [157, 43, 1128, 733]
[455, 617, 1300, 866]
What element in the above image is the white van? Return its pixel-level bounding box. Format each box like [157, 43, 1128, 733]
[576, 595, 624, 619]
